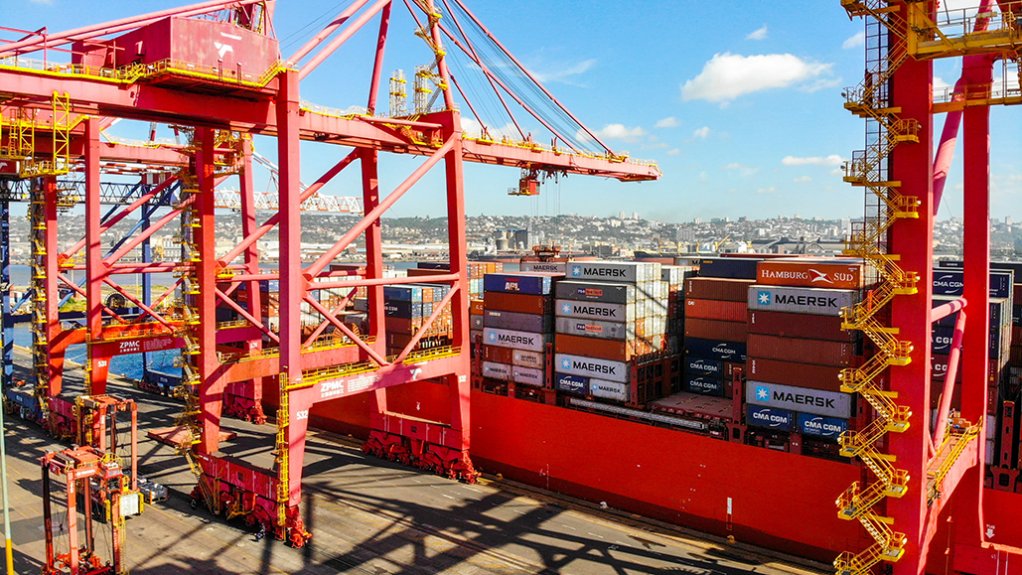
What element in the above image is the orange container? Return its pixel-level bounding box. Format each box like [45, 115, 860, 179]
[469, 299, 485, 315]
[555, 333, 638, 362]
[756, 259, 865, 289]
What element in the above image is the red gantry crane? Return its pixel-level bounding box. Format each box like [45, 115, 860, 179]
[838, 1, 1022, 574]
[0, 0, 658, 547]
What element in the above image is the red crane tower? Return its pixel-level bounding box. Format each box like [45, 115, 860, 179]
[839, 1, 1022, 573]
[0, 0, 659, 548]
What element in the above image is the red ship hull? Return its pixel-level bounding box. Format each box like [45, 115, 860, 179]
[272, 378, 1022, 569]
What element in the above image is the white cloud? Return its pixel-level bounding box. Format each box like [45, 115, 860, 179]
[781, 154, 843, 166]
[531, 58, 597, 85]
[666, 148, 681, 157]
[692, 126, 710, 139]
[591, 123, 646, 142]
[746, 25, 769, 41]
[655, 116, 679, 129]
[794, 175, 813, 183]
[842, 31, 865, 49]
[756, 186, 777, 194]
[725, 162, 759, 177]
[682, 52, 834, 104]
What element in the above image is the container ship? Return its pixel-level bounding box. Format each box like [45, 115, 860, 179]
[0, 1, 1017, 574]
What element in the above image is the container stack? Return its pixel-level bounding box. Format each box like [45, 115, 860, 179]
[930, 264, 1015, 477]
[553, 261, 669, 406]
[662, 265, 696, 356]
[408, 261, 502, 299]
[681, 257, 759, 401]
[384, 283, 454, 356]
[481, 272, 561, 392]
[744, 258, 865, 454]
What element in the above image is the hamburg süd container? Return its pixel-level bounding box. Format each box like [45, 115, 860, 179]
[756, 259, 866, 289]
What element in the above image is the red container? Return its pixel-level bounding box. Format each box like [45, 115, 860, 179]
[684, 318, 748, 341]
[1014, 284, 1022, 305]
[556, 333, 638, 362]
[748, 357, 844, 392]
[685, 298, 748, 322]
[684, 278, 754, 302]
[757, 259, 865, 289]
[748, 310, 850, 342]
[407, 268, 450, 277]
[747, 333, 856, 367]
[483, 346, 515, 364]
[484, 292, 552, 315]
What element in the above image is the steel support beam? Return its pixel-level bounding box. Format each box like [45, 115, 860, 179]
[85, 118, 108, 395]
[195, 128, 222, 455]
[888, 4, 935, 573]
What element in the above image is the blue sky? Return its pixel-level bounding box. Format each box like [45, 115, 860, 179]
[9, 0, 1022, 222]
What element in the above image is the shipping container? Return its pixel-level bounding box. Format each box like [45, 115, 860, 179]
[748, 310, 851, 341]
[566, 261, 661, 283]
[684, 337, 747, 362]
[696, 257, 760, 280]
[554, 317, 636, 341]
[746, 405, 796, 431]
[483, 345, 515, 364]
[484, 292, 553, 315]
[483, 327, 550, 352]
[683, 376, 726, 397]
[555, 333, 640, 362]
[747, 334, 856, 367]
[685, 298, 748, 322]
[554, 373, 589, 395]
[590, 379, 630, 402]
[483, 272, 561, 295]
[747, 285, 859, 316]
[756, 258, 866, 289]
[746, 380, 853, 418]
[684, 277, 755, 302]
[512, 349, 546, 369]
[796, 413, 849, 440]
[482, 361, 511, 381]
[932, 268, 1013, 299]
[556, 353, 629, 383]
[483, 309, 552, 333]
[555, 281, 635, 304]
[685, 355, 724, 378]
[747, 357, 845, 392]
[683, 318, 748, 342]
[555, 299, 635, 322]
[512, 365, 546, 388]
[520, 261, 568, 274]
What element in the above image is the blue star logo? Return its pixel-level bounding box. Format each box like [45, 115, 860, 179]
[570, 266, 581, 277]
[758, 291, 771, 305]
[561, 303, 571, 314]
[755, 385, 770, 401]
[561, 358, 571, 369]
[487, 331, 496, 342]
